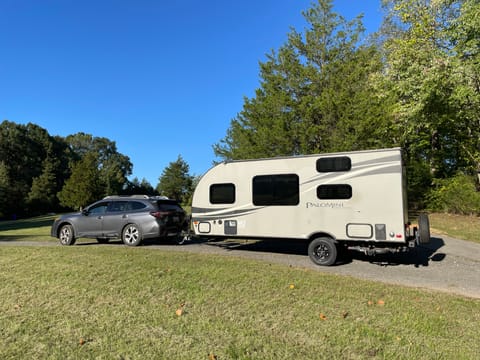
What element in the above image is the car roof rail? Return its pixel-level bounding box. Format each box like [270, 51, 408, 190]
[103, 194, 151, 199]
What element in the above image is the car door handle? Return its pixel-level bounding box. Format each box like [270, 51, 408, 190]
[97, 216, 103, 220]
[122, 214, 128, 219]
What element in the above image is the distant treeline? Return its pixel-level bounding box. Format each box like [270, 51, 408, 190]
[0, 120, 185, 218]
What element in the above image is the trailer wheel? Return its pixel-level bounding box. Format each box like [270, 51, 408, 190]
[418, 213, 430, 244]
[308, 237, 337, 266]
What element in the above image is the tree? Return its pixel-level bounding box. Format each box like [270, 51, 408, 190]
[381, 0, 480, 177]
[156, 155, 193, 205]
[214, 0, 391, 161]
[0, 161, 9, 218]
[123, 177, 157, 196]
[65, 133, 133, 195]
[380, 0, 480, 207]
[57, 152, 104, 209]
[0, 121, 69, 216]
[26, 155, 59, 214]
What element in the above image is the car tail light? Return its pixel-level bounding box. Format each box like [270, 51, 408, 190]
[150, 211, 170, 219]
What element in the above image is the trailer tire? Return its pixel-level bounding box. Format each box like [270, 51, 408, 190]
[308, 237, 337, 266]
[418, 213, 430, 244]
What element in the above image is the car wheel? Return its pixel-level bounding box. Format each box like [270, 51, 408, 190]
[122, 224, 142, 246]
[418, 213, 430, 244]
[59, 224, 76, 246]
[97, 238, 110, 244]
[308, 237, 337, 266]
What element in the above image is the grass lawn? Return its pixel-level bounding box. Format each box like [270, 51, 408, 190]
[429, 213, 480, 244]
[1, 246, 479, 359]
[0, 214, 479, 359]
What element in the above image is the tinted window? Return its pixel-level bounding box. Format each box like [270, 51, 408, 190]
[108, 201, 128, 212]
[253, 174, 299, 206]
[88, 202, 108, 215]
[317, 184, 352, 199]
[156, 200, 183, 212]
[317, 156, 351, 172]
[210, 183, 236, 204]
[126, 201, 147, 211]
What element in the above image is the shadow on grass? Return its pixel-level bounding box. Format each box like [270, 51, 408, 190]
[0, 216, 54, 231]
[0, 234, 55, 243]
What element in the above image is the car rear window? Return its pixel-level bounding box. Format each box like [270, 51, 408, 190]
[126, 201, 148, 211]
[155, 200, 183, 212]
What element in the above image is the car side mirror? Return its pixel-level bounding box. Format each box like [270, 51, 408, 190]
[82, 209, 89, 216]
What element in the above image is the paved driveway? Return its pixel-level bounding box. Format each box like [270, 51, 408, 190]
[154, 234, 480, 299]
[3, 233, 479, 298]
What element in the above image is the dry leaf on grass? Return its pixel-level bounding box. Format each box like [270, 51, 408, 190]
[319, 313, 327, 320]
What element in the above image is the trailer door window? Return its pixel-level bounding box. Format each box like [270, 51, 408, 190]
[317, 156, 351, 172]
[210, 183, 236, 204]
[317, 184, 352, 199]
[253, 174, 299, 206]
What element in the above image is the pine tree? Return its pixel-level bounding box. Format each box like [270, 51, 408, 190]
[156, 155, 193, 205]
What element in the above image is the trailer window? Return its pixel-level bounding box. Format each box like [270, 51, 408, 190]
[317, 184, 352, 199]
[210, 183, 236, 204]
[253, 174, 299, 206]
[316, 156, 351, 172]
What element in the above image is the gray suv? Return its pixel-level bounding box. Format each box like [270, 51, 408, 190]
[51, 195, 188, 246]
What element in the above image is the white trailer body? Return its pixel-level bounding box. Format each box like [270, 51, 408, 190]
[191, 148, 429, 265]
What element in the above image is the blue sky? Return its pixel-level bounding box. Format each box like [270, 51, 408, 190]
[1, 0, 383, 186]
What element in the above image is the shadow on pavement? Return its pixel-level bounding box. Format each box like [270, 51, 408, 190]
[202, 236, 446, 267]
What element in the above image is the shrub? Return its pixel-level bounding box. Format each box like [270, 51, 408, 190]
[427, 173, 480, 215]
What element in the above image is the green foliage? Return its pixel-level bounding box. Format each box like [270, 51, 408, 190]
[57, 152, 105, 210]
[26, 156, 59, 215]
[214, 0, 392, 161]
[380, 0, 480, 208]
[214, 0, 480, 214]
[65, 133, 133, 195]
[0, 161, 9, 218]
[0, 121, 70, 217]
[123, 177, 157, 196]
[156, 155, 194, 205]
[427, 172, 480, 215]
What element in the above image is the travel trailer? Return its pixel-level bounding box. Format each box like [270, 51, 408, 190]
[191, 148, 430, 266]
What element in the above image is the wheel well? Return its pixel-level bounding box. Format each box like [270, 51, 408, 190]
[309, 232, 336, 242]
[122, 223, 141, 235]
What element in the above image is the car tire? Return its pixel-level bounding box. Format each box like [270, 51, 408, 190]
[97, 238, 110, 244]
[308, 237, 337, 266]
[59, 224, 76, 246]
[122, 224, 142, 246]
